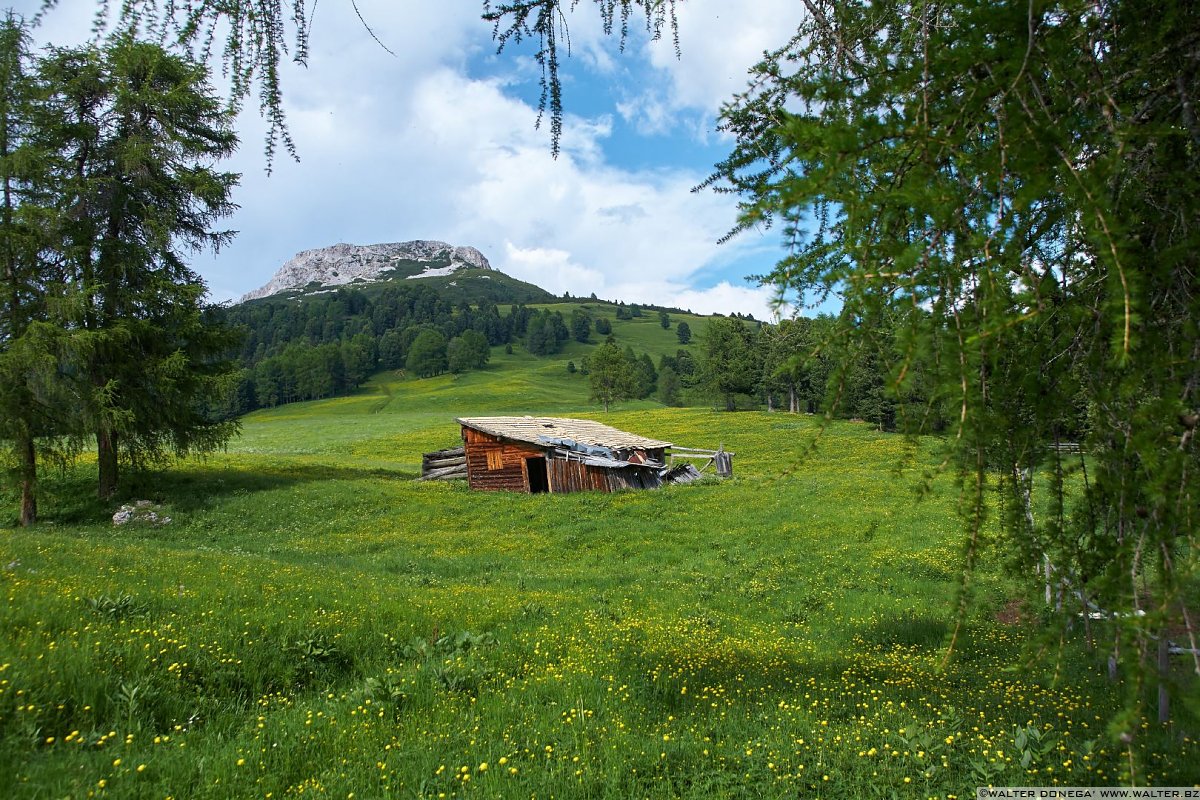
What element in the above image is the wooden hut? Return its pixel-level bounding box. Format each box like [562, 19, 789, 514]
[457, 416, 673, 493]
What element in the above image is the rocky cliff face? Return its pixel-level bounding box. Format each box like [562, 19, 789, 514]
[240, 240, 492, 302]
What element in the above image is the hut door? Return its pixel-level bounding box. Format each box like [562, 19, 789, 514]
[526, 457, 549, 493]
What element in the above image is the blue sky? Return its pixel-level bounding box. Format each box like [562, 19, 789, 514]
[17, 0, 814, 318]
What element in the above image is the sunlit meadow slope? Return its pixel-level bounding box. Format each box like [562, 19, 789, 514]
[1, 348, 1196, 798]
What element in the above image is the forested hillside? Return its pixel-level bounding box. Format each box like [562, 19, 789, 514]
[219, 283, 697, 410]
[219, 286, 561, 414]
[216, 284, 1028, 438]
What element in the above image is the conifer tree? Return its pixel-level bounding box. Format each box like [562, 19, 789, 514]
[0, 14, 50, 525]
[656, 365, 681, 407]
[708, 0, 1200, 724]
[38, 35, 241, 499]
[699, 316, 758, 411]
[447, 329, 490, 373]
[675, 321, 690, 345]
[587, 338, 636, 412]
[407, 329, 448, 377]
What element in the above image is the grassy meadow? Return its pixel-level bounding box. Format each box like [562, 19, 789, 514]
[2, 324, 1197, 798]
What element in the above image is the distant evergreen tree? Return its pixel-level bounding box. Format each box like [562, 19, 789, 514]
[291, 343, 339, 400]
[473, 299, 507, 345]
[570, 308, 591, 343]
[220, 368, 256, 418]
[397, 325, 437, 361]
[508, 304, 529, 336]
[759, 319, 806, 413]
[587, 340, 637, 412]
[340, 334, 377, 386]
[548, 311, 569, 347]
[635, 352, 657, 399]
[594, 316, 611, 335]
[658, 310, 670, 329]
[447, 329, 490, 373]
[378, 329, 406, 370]
[675, 321, 691, 344]
[700, 317, 759, 411]
[525, 314, 550, 356]
[254, 360, 285, 408]
[525, 309, 569, 356]
[407, 329, 448, 377]
[656, 366, 682, 407]
[673, 349, 696, 379]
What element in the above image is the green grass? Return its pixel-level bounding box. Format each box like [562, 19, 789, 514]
[1, 352, 1197, 799]
[536, 301, 711, 361]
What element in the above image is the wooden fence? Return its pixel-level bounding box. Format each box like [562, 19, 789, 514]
[668, 446, 734, 477]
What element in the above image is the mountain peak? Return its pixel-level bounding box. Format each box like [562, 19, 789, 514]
[240, 240, 492, 302]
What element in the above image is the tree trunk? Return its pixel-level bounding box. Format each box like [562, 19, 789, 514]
[97, 424, 119, 500]
[18, 432, 36, 526]
[766, 391, 774, 412]
[1156, 548, 1171, 724]
[1157, 633, 1170, 724]
[789, 384, 798, 413]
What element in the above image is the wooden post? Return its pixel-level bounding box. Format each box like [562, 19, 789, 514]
[715, 446, 733, 477]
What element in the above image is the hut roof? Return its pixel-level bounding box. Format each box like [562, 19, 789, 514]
[457, 416, 672, 451]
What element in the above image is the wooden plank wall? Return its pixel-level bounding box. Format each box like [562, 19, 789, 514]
[548, 457, 610, 493]
[547, 457, 662, 492]
[462, 428, 538, 492]
[461, 426, 665, 494]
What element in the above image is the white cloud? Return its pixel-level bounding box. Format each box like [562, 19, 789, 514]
[21, 1, 793, 317]
[503, 243, 605, 296]
[601, 0, 807, 138]
[599, 279, 777, 321]
[422, 71, 760, 297]
[647, 0, 807, 112]
[615, 92, 674, 136]
[206, 64, 763, 312]
[671, 282, 778, 320]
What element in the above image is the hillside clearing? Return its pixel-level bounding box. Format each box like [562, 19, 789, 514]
[2, 370, 1197, 797]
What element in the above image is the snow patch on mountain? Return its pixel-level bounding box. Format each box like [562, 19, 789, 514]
[406, 265, 459, 279]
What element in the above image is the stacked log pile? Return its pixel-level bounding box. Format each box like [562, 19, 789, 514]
[419, 447, 467, 481]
